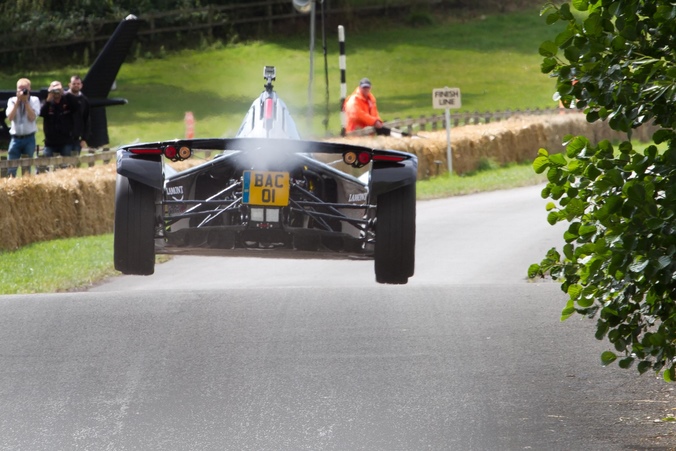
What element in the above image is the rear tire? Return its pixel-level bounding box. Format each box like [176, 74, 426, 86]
[114, 175, 157, 275]
[374, 183, 416, 284]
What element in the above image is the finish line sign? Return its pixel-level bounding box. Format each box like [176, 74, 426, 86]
[432, 87, 461, 174]
[433, 87, 461, 109]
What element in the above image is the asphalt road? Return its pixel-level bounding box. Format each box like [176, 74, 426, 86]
[1, 185, 675, 450]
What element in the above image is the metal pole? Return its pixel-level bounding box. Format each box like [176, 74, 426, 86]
[307, 0, 316, 129]
[445, 108, 452, 174]
[338, 25, 346, 136]
[321, 0, 329, 133]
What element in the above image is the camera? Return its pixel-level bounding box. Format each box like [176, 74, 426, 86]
[21, 89, 27, 95]
[48, 89, 61, 94]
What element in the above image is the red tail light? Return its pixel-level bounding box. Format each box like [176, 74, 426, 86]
[372, 154, 406, 162]
[357, 151, 372, 165]
[128, 148, 162, 155]
[164, 145, 178, 159]
[127, 145, 191, 162]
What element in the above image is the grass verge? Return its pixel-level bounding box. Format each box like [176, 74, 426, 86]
[0, 234, 117, 295]
[417, 162, 546, 199]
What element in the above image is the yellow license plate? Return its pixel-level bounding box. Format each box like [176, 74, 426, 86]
[242, 171, 290, 206]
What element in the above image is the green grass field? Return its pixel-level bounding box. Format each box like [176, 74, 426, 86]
[0, 7, 563, 294]
[0, 8, 561, 147]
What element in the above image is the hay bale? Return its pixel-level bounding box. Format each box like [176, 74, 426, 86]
[0, 114, 659, 252]
[0, 165, 116, 251]
[327, 113, 654, 178]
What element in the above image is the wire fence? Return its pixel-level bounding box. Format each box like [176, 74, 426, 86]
[346, 106, 573, 136]
[0, 0, 444, 61]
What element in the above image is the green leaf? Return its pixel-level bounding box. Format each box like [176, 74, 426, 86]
[561, 300, 576, 321]
[558, 2, 574, 19]
[567, 159, 582, 173]
[561, 306, 576, 321]
[554, 28, 575, 47]
[548, 153, 567, 167]
[583, 13, 603, 36]
[629, 257, 649, 273]
[610, 35, 626, 51]
[571, 0, 589, 11]
[541, 57, 558, 74]
[547, 211, 560, 225]
[566, 136, 589, 157]
[625, 183, 646, 203]
[664, 367, 676, 383]
[577, 295, 594, 308]
[618, 357, 634, 369]
[638, 361, 652, 374]
[618, 141, 633, 153]
[656, 255, 671, 270]
[653, 129, 673, 144]
[584, 164, 602, 180]
[567, 284, 583, 298]
[539, 40, 559, 57]
[527, 263, 541, 279]
[563, 230, 578, 242]
[564, 198, 585, 218]
[545, 12, 560, 25]
[595, 320, 609, 340]
[578, 224, 597, 237]
[533, 155, 550, 173]
[601, 351, 617, 366]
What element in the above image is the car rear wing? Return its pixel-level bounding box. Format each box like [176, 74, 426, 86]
[119, 137, 415, 165]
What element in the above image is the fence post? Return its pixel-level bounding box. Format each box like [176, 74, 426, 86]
[20, 156, 31, 176]
[208, 5, 214, 38]
[149, 16, 156, 42]
[267, 0, 274, 34]
[419, 114, 426, 131]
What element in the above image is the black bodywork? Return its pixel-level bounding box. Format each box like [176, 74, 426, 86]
[114, 67, 417, 284]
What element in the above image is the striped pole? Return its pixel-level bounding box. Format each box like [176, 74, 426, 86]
[338, 25, 347, 136]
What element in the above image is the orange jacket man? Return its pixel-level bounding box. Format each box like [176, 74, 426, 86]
[344, 78, 384, 133]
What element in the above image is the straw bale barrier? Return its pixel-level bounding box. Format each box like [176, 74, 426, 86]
[0, 165, 116, 251]
[327, 112, 651, 178]
[0, 113, 654, 251]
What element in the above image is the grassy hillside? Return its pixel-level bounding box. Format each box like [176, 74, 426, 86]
[0, 8, 562, 147]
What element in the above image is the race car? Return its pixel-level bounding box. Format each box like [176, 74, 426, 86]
[114, 66, 417, 284]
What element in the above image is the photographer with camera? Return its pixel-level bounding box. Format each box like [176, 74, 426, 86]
[40, 80, 79, 161]
[5, 78, 40, 177]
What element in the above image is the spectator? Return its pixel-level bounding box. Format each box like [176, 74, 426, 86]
[5, 78, 40, 177]
[40, 80, 79, 158]
[344, 77, 384, 133]
[65, 75, 91, 156]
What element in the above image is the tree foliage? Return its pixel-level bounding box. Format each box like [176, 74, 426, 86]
[529, 0, 676, 379]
